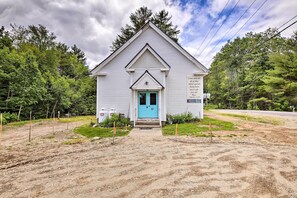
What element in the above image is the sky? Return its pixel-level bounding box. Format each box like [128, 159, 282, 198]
[0, 0, 297, 69]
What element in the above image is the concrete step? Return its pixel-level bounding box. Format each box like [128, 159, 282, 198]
[134, 125, 161, 129]
[135, 121, 160, 125]
[135, 120, 160, 125]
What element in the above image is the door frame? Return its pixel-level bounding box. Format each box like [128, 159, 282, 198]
[137, 91, 159, 119]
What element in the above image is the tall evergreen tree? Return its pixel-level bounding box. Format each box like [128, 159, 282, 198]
[152, 10, 179, 42]
[263, 32, 297, 110]
[111, 6, 180, 51]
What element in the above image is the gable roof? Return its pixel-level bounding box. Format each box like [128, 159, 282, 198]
[125, 43, 170, 71]
[130, 70, 164, 90]
[91, 21, 209, 74]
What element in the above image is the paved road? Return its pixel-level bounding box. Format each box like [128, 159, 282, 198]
[212, 109, 296, 117]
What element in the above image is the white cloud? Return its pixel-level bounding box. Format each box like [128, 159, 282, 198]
[0, 0, 296, 69]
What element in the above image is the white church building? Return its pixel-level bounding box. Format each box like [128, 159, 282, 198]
[91, 21, 208, 126]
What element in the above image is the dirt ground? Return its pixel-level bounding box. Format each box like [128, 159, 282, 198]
[0, 112, 297, 197]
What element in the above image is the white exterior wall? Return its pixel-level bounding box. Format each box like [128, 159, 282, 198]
[131, 51, 165, 69]
[95, 26, 206, 121]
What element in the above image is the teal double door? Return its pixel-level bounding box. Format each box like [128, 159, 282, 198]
[138, 91, 158, 118]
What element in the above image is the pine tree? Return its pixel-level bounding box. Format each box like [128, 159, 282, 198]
[111, 7, 180, 51]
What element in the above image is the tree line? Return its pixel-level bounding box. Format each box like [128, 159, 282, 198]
[0, 25, 96, 121]
[206, 29, 297, 111]
[0, 6, 180, 122]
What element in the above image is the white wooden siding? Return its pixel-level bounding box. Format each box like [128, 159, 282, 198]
[96, 25, 205, 121]
[131, 50, 166, 69]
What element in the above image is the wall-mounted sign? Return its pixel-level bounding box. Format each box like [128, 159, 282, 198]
[187, 99, 201, 103]
[187, 76, 202, 103]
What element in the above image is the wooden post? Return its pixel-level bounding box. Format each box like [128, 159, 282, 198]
[52, 114, 55, 135]
[209, 123, 212, 143]
[0, 113, 2, 149]
[175, 123, 178, 141]
[29, 111, 32, 142]
[113, 121, 116, 144]
[66, 112, 69, 130]
[17, 106, 22, 121]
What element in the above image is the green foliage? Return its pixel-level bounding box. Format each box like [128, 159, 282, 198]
[74, 124, 131, 138]
[111, 6, 180, 51]
[100, 114, 131, 128]
[1, 112, 18, 124]
[162, 116, 235, 136]
[0, 25, 95, 120]
[204, 104, 219, 110]
[206, 29, 297, 111]
[166, 112, 199, 124]
[63, 139, 83, 145]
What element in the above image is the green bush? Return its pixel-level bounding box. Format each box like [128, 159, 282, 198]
[166, 112, 199, 124]
[1, 112, 18, 125]
[204, 103, 218, 110]
[100, 113, 130, 128]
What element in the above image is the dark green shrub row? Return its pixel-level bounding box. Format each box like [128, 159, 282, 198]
[99, 113, 130, 128]
[166, 112, 199, 124]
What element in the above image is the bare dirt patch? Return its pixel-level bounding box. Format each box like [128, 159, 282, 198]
[1, 113, 297, 197]
[205, 111, 297, 146]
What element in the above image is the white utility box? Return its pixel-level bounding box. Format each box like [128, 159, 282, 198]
[98, 108, 108, 123]
[108, 108, 116, 118]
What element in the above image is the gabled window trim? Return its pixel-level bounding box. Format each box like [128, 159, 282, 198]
[130, 70, 164, 90]
[125, 43, 170, 72]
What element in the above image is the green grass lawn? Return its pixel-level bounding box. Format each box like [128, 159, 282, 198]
[162, 116, 235, 137]
[74, 124, 131, 138]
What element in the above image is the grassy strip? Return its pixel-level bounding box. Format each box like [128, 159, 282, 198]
[162, 116, 235, 137]
[6, 119, 52, 127]
[218, 113, 281, 125]
[58, 115, 96, 123]
[74, 124, 131, 138]
[5, 115, 96, 128]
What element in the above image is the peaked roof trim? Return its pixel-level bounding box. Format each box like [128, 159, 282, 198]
[130, 70, 164, 89]
[125, 43, 170, 70]
[91, 21, 209, 74]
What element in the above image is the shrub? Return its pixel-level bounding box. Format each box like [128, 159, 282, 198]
[166, 112, 198, 124]
[1, 112, 18, 125]
[100, 113, 130, 128]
